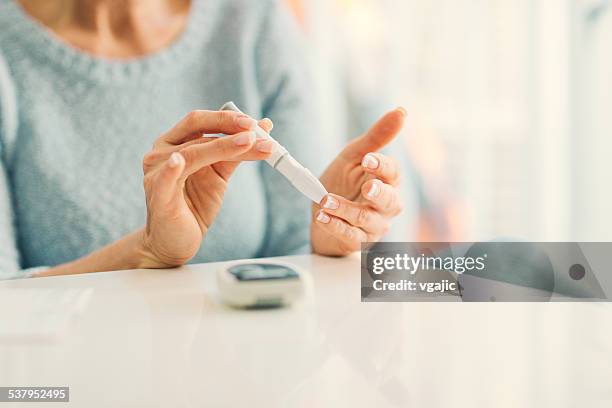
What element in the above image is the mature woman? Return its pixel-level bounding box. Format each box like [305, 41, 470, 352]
[0, 0, 404, 279]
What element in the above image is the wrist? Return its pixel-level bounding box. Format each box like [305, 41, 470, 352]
[116, 229, 161, 270]
[33, 229, 175, 277]
[134, 228, 189, 269]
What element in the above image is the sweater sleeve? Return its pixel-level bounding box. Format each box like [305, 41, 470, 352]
[0, 50, 42, 280]
[0, 164, 24, 280]
[0, 50, 22, 279]
[254, 1, 333, 257]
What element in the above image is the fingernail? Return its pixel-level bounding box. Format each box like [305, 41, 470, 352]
[236, 115, 257, 130]
[317, 211, 331, 224]
[233, 132, 255, 146]
[323, 196, 339, 210]
[362, 154, 379, 170]
[256, 140, 275, 153]
[168, 152, 182, 168]
[367, 181, 380, 198]
[396, 107, 407, 117]
[263, 118, 274, 131]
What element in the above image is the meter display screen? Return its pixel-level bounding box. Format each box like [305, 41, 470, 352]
[228, 264, 299, 281]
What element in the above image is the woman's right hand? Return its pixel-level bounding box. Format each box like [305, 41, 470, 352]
[138, 110, 274, 268]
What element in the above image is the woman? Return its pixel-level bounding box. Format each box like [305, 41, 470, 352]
[0, 0, 405, 279]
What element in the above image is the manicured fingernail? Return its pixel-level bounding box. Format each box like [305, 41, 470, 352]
[317, 211, 331, 224]
[256, 140, 275, 153]
[168, 152, 182, 168]
[262, 118, 274, 131]
[233, 132, 255, 146]
[362, 154, 379, 170]
[397, 107, 407, 116]
[236, 115, 257, 130]
[323, 196, 339, 210]
[367, 181, 380, 198]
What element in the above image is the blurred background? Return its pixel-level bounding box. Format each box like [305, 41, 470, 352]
[286, 0, 612, 243]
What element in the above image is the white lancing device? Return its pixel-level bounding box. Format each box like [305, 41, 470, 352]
[220, 102, 328, 204]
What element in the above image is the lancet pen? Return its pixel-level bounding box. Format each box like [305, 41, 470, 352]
[220, 102, 328, 204]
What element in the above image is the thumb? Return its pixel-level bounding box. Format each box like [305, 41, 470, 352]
[342, 108, 407, 160]
[154, 152, 186, 205]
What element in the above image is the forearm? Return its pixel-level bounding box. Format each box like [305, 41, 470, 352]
[34, 228, 163, 278]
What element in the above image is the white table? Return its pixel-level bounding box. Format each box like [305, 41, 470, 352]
[1, 254, 611, 407]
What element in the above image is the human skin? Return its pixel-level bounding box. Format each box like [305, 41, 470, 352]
[313, 108, 406, 256]
[16, 0, 404, 276]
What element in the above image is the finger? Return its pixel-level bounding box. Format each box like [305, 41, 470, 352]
[225, 141, 274, 162]
[342, 108, 406, 160]
[152, 152, 185, 205]
[172, 116, 273, 150]
[314, 210, 368, 252]
[179, 131, 256, 176]
[161, 110, 258, 145]
[144, 137, 270, 172]
[171, 135, 274, 164]
[319, 194, 389, 235]
[361, 179, 404, 216]
[253, 138, 275, 154]
[258, 118, 274, 134]
[183, 136, 274, 162]
[361, 152, 401, 186]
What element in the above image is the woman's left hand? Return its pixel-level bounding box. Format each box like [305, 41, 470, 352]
[311, 108, 407, 256]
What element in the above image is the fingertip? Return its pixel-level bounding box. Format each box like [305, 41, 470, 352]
[248, 150, 273, 162]
[362, 179, 382, 200]
[316, 210, 331, 224]
[361, 153, 380, 170]
[168, 152, 184, 169]
[378, 107, 407, 133]
[259, 118, 274, 133]
[232, 131, 256, 147]
[236, 115, 258, 131]
[318, 195, 327, 207]
[387, 108, 407, 128]
[321, 195, 340, 211]
[255, 139, 275, 153]
[159, 152, 185, 186]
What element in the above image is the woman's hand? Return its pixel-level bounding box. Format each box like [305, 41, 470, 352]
[311, 108, 406, 256]
[35, 110, 275, 278]
[139, 110, 274, 268]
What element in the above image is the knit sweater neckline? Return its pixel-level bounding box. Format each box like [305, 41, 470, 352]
[3, 0, 209, 83]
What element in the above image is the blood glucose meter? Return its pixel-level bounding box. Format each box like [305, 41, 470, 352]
[217, 262, 305, 308]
